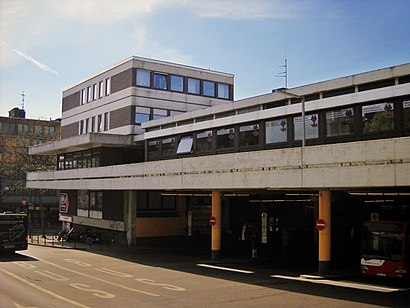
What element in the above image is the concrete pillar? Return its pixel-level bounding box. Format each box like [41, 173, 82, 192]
[318, 189, 331, 275]
[125, 190, 137, 247]
[211, 191, 222, 261]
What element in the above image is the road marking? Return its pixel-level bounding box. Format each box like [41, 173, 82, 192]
[135, 278, 186, 291]
[36, 270, 69, 281]
[20, 253, 159, 297]
[0, 268, 90, 308]
[197, 263, 254, 274]
[94, 268, 133, 277]
[64, 259, 92, 267]
[70, 283, 115, 299]
[271, 274, 409, 293]
[14, 261, 36, 269]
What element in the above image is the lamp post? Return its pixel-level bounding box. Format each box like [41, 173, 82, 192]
[274, 88, 306, 147]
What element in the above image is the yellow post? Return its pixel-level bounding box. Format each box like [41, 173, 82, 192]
[211, 191, 222, 260]
[318, 189, 331, 275]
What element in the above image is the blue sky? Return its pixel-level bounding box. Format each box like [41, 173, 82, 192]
[1, 0, 409, 120]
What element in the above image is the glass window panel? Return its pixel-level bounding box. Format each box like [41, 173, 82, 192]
[105, 78, 111, 95]
[203, 81, 215, 97]
[188, 78, 200, 94]
[177, 136, 193, 154]
[87, 86, 92, 102]
[162, 137, 176, 157]
[326, 108, 354, 137]
[404, 100, 410, 129]
[81, 89, 86, 105]
[104, 112, 109, 131]
[217, 83, 229, 99]
[96, 192, 103, 209]
[294, 114, 319, 141]
[362, 102, 394, 133]
[196, 130, 213, 152]
[136, 69, 151, 87]
[99, 81, 104, 98]
[135, 113, 150, 125]
[148, 140, 161, 160]
[265, 119, 287, 144]
[170, 75, 184, 92]
[239, 124, 260, 147]
[93, 84, 97, 100]
[216, 127, 235, 149]
[153, 73, 167, 90]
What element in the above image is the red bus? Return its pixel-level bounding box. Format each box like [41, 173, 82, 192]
[361, 221, 410, 279]
[0, 213, 28, 253]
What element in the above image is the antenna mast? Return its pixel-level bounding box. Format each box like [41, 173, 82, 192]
[276, 58, 288, 89]
[21, 91, 25, 110]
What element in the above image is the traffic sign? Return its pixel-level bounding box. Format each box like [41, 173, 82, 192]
[316, 218, 326, 231]
[210, 216, 216, 225]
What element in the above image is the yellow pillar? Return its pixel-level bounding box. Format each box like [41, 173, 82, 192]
[211, 191, 222, 260]
[318, 189, 331, 275]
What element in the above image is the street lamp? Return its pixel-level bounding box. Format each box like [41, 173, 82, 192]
[274, 88, 306, 147]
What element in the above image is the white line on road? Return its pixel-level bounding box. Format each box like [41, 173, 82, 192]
[271, 274, 409, 293]
[197, 263, 254, 274]
[20, 253, 160, 297]
[94, 268, 133, 277]
[0, 268, 90, 308]
[36, 270, 69, 281]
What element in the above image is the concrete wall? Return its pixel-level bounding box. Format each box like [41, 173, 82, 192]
[27, 137, 410, 191]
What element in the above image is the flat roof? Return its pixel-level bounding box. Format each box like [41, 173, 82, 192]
[64, 56, 234, 91]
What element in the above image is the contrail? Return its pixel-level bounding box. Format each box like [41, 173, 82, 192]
[0, 40, 59, 76]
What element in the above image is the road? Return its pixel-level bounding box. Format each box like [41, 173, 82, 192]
[1, 245, 409, 307]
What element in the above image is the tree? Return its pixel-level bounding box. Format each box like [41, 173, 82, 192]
[0, 123, 60, 232]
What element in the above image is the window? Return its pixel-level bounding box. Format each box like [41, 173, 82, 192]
[294, 114, 319, 141]
[239, 123, 260, 147]
[92, 84, 98, 100]
[83, 150, 92, 168]
[196, 130, 213, 153]
[85, 118, 90, 133]
[362, 102, 394, 133]
[81, 89, 86, 105]
[216, 127, 235, 149]
[148, 140, 161, 160]
[153, 73, 167, 90]
[77, 190, 89, 217]
[74, 152, 82, 169]
[217, 83, 229, 99]
[97, 114, 103, 132]
[136, 69, 151, 87]
[326, 108, 355, 137]
[170, 75, 184, 92]
[80, 120, 84, 135]
[135, 107, 150, 125]
[404, 100, 410, 129]
[87, 86, 92, 102]
[105, 78, 111, 96]
[177, 136, 193, 154]
[104, 112, 109, 131]
[265, 119, 288, 144]
[162, 137, 176, 157]
[153, 109, 167, 120]
[78, 190, 103, 218]
[188, 78, 200, 95]
[203, 81, 215, 97]
[99, 81, 104, 98]
[91, 116, 96, 132]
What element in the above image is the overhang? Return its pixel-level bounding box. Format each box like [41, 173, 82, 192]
[29, 133, 135, 155]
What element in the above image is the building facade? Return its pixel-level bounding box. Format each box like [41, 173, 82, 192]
[27, 58, 410, 273]
[0, 108, 60, 227]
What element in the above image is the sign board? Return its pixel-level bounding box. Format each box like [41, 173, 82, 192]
[59, 193, 69, 213]
[316, 218, 325, 231]
[59, 214, 72, 222]
[261, 212, 267, 244]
